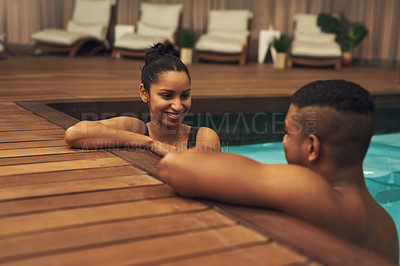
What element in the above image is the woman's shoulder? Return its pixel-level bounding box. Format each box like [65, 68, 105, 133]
[195, 127, 221, 151]
[196, 126, 217, 135]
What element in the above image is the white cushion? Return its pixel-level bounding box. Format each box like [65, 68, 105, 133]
[208, 10, 253, 33]
[73, 0, 112, 26]
[66, 20, 105, 40]
[114, 24, 135, 41]
[114, 33, 167, 50]
[294, 14, 321, 34]
[31, 29, 92, 45]
[140, 3, 183, 28]
[195, 34, 244, 53]
[291, 13, 341, 57]
[136, 21, 175, 42]
[295, 31, 336, 43]
[209, 30, 249, 44]
[291, 40, 342, 57]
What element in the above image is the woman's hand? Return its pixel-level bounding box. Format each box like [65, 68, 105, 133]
[149, 140, 178, 157]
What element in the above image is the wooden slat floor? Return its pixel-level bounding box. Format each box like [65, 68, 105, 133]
[0, 102, 315, 266]
[0, 55, 399, 265]
[0, 55, 399, 102]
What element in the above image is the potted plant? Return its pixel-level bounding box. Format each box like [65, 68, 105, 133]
[179, 30, 195, 64]
[317, 13, 368, 65]
[272, 34, 292, 69]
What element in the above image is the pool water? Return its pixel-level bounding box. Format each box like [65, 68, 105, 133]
[223, 132, 400, 257]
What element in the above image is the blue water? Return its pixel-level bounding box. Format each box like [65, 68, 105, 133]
[223, 132, 400, 256]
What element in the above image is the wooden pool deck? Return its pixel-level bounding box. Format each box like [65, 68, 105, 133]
[0, 55, 399, 265]
[1, 101, 396, 265]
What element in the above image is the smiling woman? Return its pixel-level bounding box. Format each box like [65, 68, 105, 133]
[64, 43, 221, 156]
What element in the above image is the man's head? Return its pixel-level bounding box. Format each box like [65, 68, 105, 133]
[283, 80, 374, 167]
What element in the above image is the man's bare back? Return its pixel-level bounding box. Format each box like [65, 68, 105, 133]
[333, 183, 398, 260]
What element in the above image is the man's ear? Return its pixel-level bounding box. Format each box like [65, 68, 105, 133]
[307, 134, 320, 162]
[139, 84, 149, 103]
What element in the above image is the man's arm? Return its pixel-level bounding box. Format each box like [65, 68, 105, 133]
[158, 151, 342, 223]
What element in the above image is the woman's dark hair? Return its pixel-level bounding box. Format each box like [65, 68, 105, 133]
[141, 42, 191, 93]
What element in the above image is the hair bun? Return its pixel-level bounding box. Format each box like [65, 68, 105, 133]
[145, 42, 179, 64]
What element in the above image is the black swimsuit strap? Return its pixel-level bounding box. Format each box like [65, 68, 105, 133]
[187, 127, 200, 149]
[144, 124, 149, 136]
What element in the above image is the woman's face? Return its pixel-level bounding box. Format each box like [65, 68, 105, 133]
[143, 71, 191, 128]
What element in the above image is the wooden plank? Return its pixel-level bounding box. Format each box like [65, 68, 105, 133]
[0, 156, 130, 176]
[0, 101, 61, 129]
[0, 165, 145, 187]
[0, 140, 67, 150]
[0, 112, 57, 120]
[0, 185, 174, 217]
[0, 123, 61, 131]
[0, 102, 21, 107]
[0, 91, 71, 101]
[0, 116, 58, 123]
[0, 106, 38, 113]
[0, 197, 207, 237]
[213, 203, 396, 266]
[0, 146, 90, 158]
[0, 150, 113, 166]
[0, 107, 42, 114]
[0, 117, 50, 123]
[0, 210, 236, 262]
[0, 174, 161, 200]
[0, 129, 65, 142]
[1, 58, 399, 103]
[0, 102, 36, 113]
[1, 225, 268, 266]
[16, 101, 79, 129]
[0, 117, 54, 123]
[161, 242, 311, 266]
[113, 148, 161, 177]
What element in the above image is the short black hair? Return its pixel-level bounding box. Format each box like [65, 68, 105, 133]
[290, 80, 374, 165]
[291, 79, 374, 113]
[141, 42, 191, 93]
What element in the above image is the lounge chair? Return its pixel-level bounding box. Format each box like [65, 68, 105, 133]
[31, 0, 116, 57]
[111, 3, 183, 59]
[194, 10, 253, 65]
[287, 14, 342, 70]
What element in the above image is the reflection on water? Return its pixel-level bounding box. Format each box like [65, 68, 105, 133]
[375, 188, 400, 204]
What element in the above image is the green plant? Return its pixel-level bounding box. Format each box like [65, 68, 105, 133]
[272, 35, 292, 53]
[180, 30, 195, 48]
[317, 13, 368, 52]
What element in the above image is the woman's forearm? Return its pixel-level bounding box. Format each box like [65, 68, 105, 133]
[64, 121, 153, 149]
